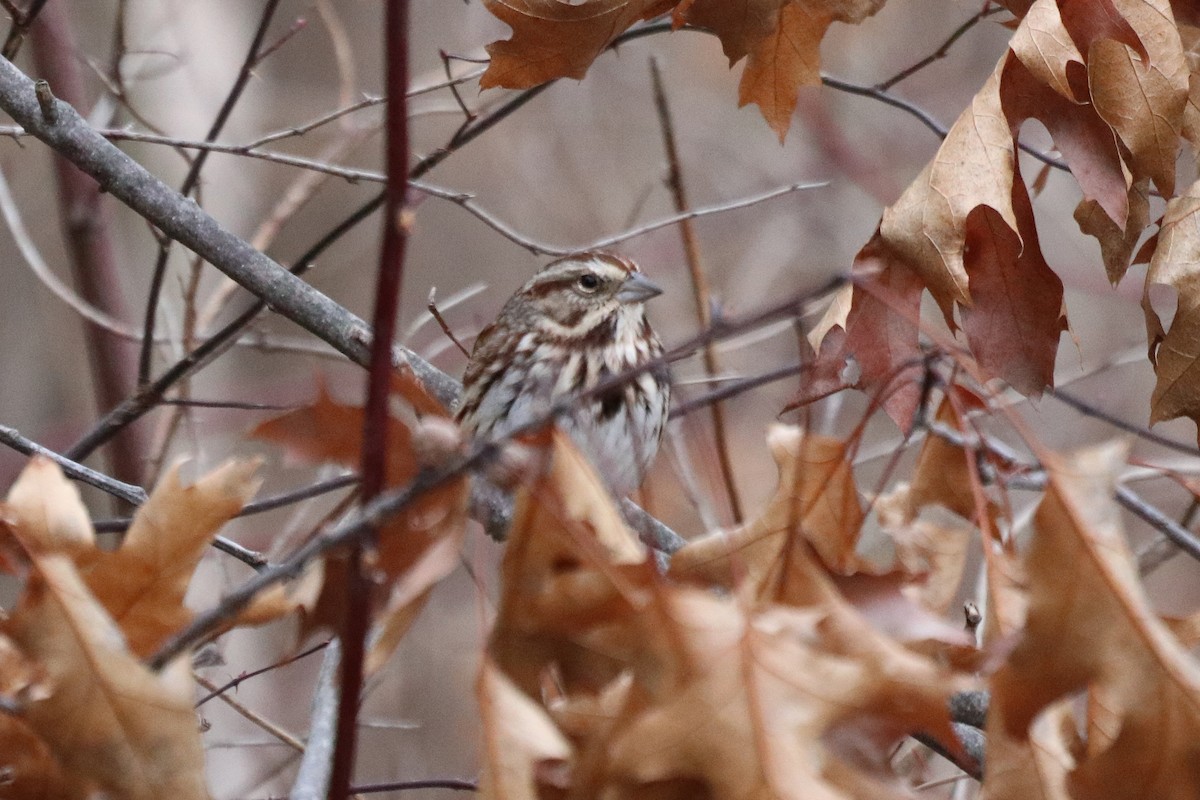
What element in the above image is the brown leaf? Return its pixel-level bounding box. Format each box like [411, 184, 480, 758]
[879, 56, 1015, 311]
[1002, 52, 1130, 233]
[255, 375, 468, 666]
[82, 460, 260, 657]
[599, 588, 968, 798]
[1009, 0, 1085, 101]
[1145, 177, 1200, 434]
[0, 715, 78, 800]
[0, 635, 71, 800]
[904, 398, 979, 522]
[670, 425, 866, 589]
[991, 441, 1200, 798]
[479, 0, 673, 89]
[478, 658, 572, 800]
[960, 180, 1067, 397]
[736, 1, 828, 141]
[2, 456, 94, 556]
[844, 240, 926, 431]
[1074, 178, 1151, 285]
[4, 556, 208, 800]
[490, 428, 649, 695]
[981, 700, 1075, 800]
[674, 0, 790, 63]
[1087, 0, 1189, 198]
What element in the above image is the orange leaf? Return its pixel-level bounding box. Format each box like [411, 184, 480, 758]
[737, 1, 828, 141]
[82, 460, 261, 657]
[479, 0, 673, 89]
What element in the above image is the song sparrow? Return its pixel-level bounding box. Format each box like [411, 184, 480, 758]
[456, 253, 670, 497]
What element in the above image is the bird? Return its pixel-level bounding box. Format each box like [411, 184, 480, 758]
[455, 252, 669, 498]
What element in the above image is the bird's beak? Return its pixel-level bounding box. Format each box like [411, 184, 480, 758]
[615, 272, 663, 304]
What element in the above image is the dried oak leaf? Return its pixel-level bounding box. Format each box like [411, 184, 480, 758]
[596, 587, 969, 799]
[1, 455, 93, 558]
[734, 0, 887, 141]
[0, 634, 71, 800]
[879, 55, 1016, 313]
[480, 0, 887, 140]
[981, 700, 1076, 800]
[959, 175, 1067, 397]
[670, 426, 972, 654]
[1144, 177, 1200, 436]
[1, 456, 260, 658]
[990, 441, 1200, 799]
[81, 460, 261, 657]
[1074, 177, 1151, 285]
[1086, 0, 1189, 199]
[479, 0, 674, 88]
[490, 427, 651, 696]
[670, 424, 867, 586]
[253, 372, 468, 670]
[842, 238, 926, 431]
[478, 658, 572, 800]
[3, 555, 207, 800]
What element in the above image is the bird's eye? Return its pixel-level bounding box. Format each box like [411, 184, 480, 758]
[577, 274, 601, 292]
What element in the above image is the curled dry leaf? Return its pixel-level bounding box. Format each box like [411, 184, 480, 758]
[597, 588, 970, 799]
[481, 423, 977, 798]
[0, 633, 70, 800]
[3, 555, 207, 800]
[990, 441, 1200, 799]
[842, 241, 926, 430]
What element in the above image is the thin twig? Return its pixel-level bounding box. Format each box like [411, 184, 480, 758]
[427, 287, 471, 357]
[0, 0, 47, 58]
[875, 3, 1002, 91]
[821, 74, 1069, 172]
[1047, 387, 1200, 459]
[195, 673, 306, 752]
[93, 473, 358, 533]
[0, 424, 147, 505]
[650, 55, 742, 524]
[411, 177, 826, 256]
[138, 0, 285, 385]
[0, 424, 268, 568]
[350, 779, 478, 794]
[196, 640, 331, 707]
[926, 420, 1200, 566]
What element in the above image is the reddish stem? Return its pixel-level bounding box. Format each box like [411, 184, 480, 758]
[328, 1, 409, 797]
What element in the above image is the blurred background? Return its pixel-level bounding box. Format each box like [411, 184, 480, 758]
[0, 1, 1195, 797]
